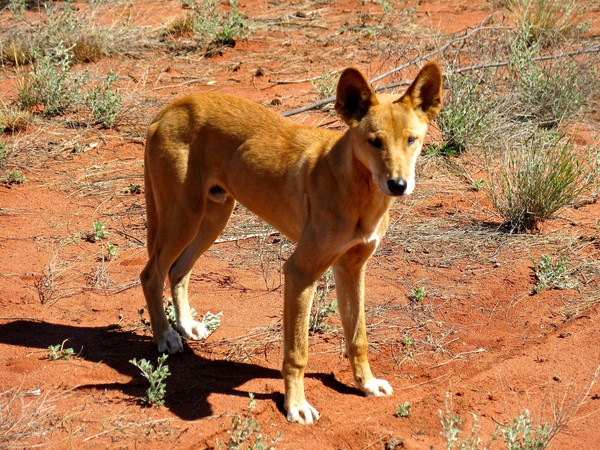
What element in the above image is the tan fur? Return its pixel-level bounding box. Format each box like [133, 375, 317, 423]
[140, 63, 443, 424]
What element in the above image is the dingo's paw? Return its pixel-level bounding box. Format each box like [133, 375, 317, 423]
[157, 327, 184, 354]
[359, 378, 393, 397]
[179, 319, 210, 341]
[286, 401, 320, 424]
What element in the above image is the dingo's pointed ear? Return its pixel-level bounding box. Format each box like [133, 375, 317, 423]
[335, 68, 379, 126]
[398, 62, 443, 122]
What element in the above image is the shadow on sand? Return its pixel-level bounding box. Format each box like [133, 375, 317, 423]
[0, 320, 357, 420]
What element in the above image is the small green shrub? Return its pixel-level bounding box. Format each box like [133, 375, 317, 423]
[486, 131, 596, 232]
[48, 342, 75, 360]
[17, 43, 81, 115]
[501, 410, 551, 450]
[440, 409, 484, 450]
[5, 169, 26, 185]
[440, 393, 555, 450]
[91, 221, 110, 241]
[165, 299, 223, 334]
[394, 402, 412, 418]
[534, 255, 579, 294]
[411, 286, 426, 302]
[105, 243, 118, 260]
[216, 393, 282, 450]
[202, 311, 223, 333]
[84, 70, 122, 128]
[434, 71, 498, 155]
[129, 354, 171, 407]
[128, 183, 142, 194]
[312, 70, 337, 100]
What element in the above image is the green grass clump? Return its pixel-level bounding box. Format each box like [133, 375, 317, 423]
[486, 131, 596, 232]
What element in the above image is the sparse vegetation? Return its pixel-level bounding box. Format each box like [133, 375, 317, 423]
[17, 42, 79, 115]
[216, 393, 282, 450]
[309, 269, 337, 333]
[129, 354, 171, 407]
[312, 70, 337, 100]
[507, 26, 593, 128]
[128, 183, 142, 194]
[505, 0, 586, 45]
[440, 405, 553, 449]
[165, 299, 222, 334]
[0, 0, 598, 447]
[534, 255, 579, 294]
[0, 103, 32, 133]
[105, 243, 117, 260]
[501, 410, 551, 450]
[433, 70, 499, 155]
[171, 0, 250, 48]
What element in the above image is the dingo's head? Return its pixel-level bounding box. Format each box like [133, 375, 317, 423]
[335, 63, 442, 197]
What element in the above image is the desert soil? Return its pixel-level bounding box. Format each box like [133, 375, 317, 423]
[0, 1, 599, 449]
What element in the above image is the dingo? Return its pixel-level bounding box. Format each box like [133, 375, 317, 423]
[141, 63, 442, 424]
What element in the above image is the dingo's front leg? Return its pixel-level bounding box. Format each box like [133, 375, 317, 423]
[333, 244, 393, 397]
[281, 254, 324, 424]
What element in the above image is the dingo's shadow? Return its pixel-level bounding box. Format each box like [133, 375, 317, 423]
[0, 320, 364, 420]
[0, 320, 290, 420]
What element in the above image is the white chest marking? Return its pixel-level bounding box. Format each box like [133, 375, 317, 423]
[363, 216, 383, 247]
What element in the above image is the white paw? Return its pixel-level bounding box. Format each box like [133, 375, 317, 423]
[178, 319, 210, 341]
[286, 401, 320, 424]
[157, 328, 184, 354]
[359, 378, 393, 397]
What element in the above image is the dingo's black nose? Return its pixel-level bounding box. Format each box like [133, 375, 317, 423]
[387, 178, 407, 196]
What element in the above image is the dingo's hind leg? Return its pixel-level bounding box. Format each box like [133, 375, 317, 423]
[141, 203, 204, 354]
[168, 197, 235, 342]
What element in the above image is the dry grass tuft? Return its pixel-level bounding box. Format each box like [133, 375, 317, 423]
[505, 0, 586, 44]
[0, 385, 59, 447]
[0, 104, 32, 133]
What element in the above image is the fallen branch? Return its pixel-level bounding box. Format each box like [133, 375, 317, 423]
[282, 44, 600, 117]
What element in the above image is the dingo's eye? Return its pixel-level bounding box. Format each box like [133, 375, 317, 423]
[408, 136, 417, 145]
[368, 137, 383, 149]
